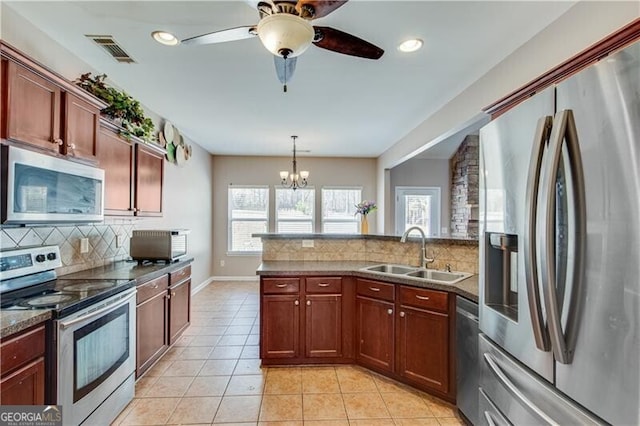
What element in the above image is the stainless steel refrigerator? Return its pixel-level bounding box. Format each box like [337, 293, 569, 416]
[478, 39, 640, 425]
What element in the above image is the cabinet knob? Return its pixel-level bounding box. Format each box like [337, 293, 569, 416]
[387, 308, 393, 315]
[400, 311, 405, 318]
[52, 138, 63, 146]
[68, 142, 76, 153]
[294, 300, 299, 306]
[306, 300, 311, 306]
[172, 291, 176, 296]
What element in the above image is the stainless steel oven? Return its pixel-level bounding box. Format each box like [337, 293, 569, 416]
[1, 145, 104, 224]
[55, 288, 136, 426]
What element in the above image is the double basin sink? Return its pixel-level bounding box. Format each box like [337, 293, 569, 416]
[361, 264, 472, 285]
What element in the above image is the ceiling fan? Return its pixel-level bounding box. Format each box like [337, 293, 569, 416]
[181, 0, 384, 91]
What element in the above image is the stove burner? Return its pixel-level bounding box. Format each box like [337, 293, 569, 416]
[62, 282, 114, 292]
[21, 293, 77, 308]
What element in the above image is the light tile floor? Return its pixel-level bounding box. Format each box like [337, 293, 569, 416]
[112, 281, 465, 425]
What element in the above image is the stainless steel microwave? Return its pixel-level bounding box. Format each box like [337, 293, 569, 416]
[1, 145, 105, 224]
[130, 229, 190, 262]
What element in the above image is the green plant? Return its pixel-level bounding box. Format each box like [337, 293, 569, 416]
[75, 73, 156, 143]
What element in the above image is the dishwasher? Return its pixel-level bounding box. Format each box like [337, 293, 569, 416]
[456, 295, 479, 425]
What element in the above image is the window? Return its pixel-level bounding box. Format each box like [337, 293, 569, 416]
[395, 187, 441, 236]
[228, 186, 269, 253]
[321, 187, 362, 233]
[275, 188, 315, 233]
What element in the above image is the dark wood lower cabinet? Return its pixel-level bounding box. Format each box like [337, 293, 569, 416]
[0, 358, 45, 405]
[136, 263, 192, 378]
[261, 294, 300, 359]
[305, 294, 342, 358]
[356, 295, 394, 373]
[0, 324, 46, 405]
[398, 305, 450, 393]
[169, 278, 191, 345]
[136, 290, 168, 376]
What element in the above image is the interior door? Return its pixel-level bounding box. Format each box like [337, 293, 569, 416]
[553, 41, 640, 426]
[479, 86, 555, 382]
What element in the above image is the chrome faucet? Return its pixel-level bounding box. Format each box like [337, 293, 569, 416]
[400, 226, 435, 269]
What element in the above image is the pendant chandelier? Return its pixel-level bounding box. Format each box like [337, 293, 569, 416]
[280, 135, 309, 191]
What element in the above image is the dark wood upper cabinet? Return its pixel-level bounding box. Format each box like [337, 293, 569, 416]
[63, 92, 100, 161]
[1, 43, 106, 162]
[3, 60, 61, 153]
[97, 123, 134, 215]
[134, 143, 164, 216]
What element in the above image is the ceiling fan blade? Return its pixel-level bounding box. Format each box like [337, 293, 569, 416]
[274, 56, 297, 84]
[181, 26, 257, 46]
[296, 0, 348, 19]
[313, 26, 384, 59]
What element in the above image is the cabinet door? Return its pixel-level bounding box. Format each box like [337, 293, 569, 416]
[97, 126, 134, 215]
[136, 290, 168, 377]
[4, 60, 61, 152]
[261, 295, 299, 359]
[0, 358, 45, 405]
[134, 144, 164, 216]
[305, 294, 342, 358]
[169, 279, 191, 345]
[356, 296, 394, 372]
[63, 92, 100, 161]
[397, 305, 449, 393]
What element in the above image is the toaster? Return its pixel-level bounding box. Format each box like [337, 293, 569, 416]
[130, 229, 190, 261]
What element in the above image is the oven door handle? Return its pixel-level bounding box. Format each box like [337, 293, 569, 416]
[59, 289, 136, 330]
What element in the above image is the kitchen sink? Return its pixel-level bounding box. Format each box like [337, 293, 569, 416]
[405, 269, 472, 284]
[364, 264, 417, 275]
[362, 264, 472, 285]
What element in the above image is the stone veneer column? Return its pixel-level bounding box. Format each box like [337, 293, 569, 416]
[450, 135, 479, 239]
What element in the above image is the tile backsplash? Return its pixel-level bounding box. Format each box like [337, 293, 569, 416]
[1, 218, 135, 275]
[262, 238, 480, 274]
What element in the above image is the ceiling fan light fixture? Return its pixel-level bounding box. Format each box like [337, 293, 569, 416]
[152, 31, 179, 46]
[398, 38, 423, 53]
[257, 14, 314, 58]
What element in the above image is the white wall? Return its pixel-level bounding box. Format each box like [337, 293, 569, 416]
[212, 156, 377, 276]
[376, 1, 640, 232]
[1, 5, 215, 288]
[389, 159, 450, 236]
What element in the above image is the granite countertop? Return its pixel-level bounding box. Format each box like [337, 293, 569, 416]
[257, 260, 478, 302]
[61, 257, 194, 283]
[0, 258, 194, 339]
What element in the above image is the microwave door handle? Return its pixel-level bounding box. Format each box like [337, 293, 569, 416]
[541, 110, 586, 365]
[524, 115, 553, 352]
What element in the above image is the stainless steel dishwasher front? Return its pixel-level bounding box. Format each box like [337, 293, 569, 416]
[456, 295, 479, 425]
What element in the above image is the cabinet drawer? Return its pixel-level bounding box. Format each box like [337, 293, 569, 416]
[306, 277, 342, 294]
[263, 278, 300, 294]
[399, 286, 448, 312]
[356, 279, 395, 302]
[1, 325, 45, 376]
[137, 275, 169, 304]
[170, 265, 191, 284]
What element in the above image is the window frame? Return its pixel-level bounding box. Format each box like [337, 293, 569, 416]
[321, 186, 363, 234]
[274, 186, 316, 234]
[395, 186, 441, 237]
[227, 185, 269, 255]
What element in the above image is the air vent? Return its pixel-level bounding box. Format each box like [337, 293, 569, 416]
[85, 34, 136, 63]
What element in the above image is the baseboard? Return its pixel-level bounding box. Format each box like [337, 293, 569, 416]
[192, 276, 259, 294]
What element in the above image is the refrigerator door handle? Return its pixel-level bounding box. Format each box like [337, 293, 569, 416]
[524, 115, 553, 352]
[541, 109, 587, 365]
[483, 352, 557, 425]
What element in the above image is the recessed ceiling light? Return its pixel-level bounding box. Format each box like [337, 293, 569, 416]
[152, 31, 179, 46]
[398, 38, 423, 53]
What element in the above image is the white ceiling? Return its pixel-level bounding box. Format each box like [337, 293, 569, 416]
[5, 1, 575, 158]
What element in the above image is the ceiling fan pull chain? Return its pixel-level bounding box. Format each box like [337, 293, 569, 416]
[283, 56, 288, 93]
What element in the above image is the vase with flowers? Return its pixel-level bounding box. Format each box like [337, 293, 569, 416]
[355, 200, 377, 234]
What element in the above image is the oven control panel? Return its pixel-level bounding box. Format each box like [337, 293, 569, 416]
[0, 245, 62, 280]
